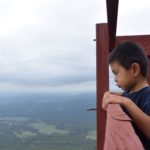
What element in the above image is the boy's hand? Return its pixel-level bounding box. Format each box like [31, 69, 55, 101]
[102, 91, 128, 110]
[102, 91, 111, 110]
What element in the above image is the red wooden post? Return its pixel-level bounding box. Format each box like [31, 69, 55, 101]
[106, 0, 119, 51]
[96, 23, 109, 150]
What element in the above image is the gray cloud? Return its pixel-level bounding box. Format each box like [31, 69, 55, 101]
[0, 0, 149, 93]
[0, 0, 100, 93]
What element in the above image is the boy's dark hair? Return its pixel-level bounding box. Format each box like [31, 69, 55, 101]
[108, 41, 149, 77]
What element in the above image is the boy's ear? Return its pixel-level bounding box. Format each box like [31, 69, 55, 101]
[131, 63, 140, 76]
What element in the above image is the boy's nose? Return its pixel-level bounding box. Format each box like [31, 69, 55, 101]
[114, 77, 118, 83]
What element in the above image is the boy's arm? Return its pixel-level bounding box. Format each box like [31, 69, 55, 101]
[102, 91, 150, 139]
[124, 99, 150, 139]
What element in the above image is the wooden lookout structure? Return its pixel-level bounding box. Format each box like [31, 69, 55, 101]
[96, 0, 150, 149]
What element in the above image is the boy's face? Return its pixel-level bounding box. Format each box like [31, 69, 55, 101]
[110, 61, 136, 91]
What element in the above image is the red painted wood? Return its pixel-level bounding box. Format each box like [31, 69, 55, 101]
[96, 23, 109, 150]
[106, 0, 119, 51]
[116, 35, 150, 56]
[104, 104, 144, 150]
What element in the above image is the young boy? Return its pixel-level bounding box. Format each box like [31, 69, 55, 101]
[102, 41, 150, 149]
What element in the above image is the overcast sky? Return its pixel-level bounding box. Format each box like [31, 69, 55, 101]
[0, 0, 149, 94]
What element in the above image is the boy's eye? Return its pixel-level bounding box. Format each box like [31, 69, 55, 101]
[113, 72, 118, 75]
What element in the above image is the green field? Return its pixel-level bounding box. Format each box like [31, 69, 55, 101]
[29, 122, 69, 135]
[0, 95, 96, 150]
[86, 130, 96, 140]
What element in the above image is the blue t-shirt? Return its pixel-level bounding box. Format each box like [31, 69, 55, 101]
[123, 86, 150, 150]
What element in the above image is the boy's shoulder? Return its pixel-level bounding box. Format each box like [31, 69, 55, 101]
[138, 86, 150, 101]
[142, 86, 150, 95]
[123, 86, 150, 115]
[141, 86, 150, 115]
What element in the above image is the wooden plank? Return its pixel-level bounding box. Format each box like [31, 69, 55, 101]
[104, 104, 144, 150]
[106, 0, 119, 51]
[96, 23, 109, 150]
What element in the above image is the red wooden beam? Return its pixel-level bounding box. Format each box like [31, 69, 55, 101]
[106, 0, 119, 51]
[116, 35, 150, 56]
[96, 23, 109, 150]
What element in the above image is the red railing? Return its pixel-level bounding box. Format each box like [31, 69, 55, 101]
[103, 104, 144, 150]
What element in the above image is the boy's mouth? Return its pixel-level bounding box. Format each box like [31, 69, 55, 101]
[116, 84, 121, 88]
